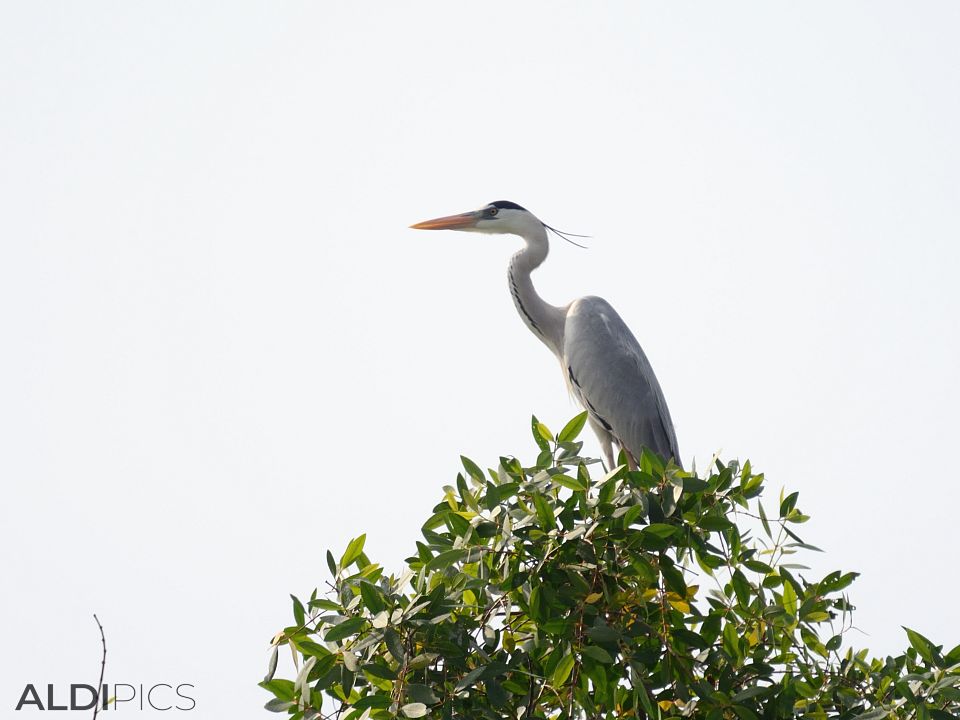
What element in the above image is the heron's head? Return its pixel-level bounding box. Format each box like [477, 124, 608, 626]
[410, 200, 541, 236]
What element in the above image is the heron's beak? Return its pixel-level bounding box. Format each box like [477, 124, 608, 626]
[410, 210, 481, 231]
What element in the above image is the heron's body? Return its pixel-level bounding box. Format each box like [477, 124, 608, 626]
[562, 296, 680, 467]
[412, 200, 680, 469]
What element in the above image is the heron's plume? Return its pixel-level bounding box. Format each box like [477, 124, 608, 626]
[543, 223, 591, 249]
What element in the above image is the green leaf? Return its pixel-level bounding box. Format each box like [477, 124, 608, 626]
[341, 534, 367, 569]
[945, 643, 960, 665]
[723, 621, 741, 660]
[904, 626, 938, 665]
[528, 585, 543, 622]
[309, 598, 341, 612]
[535, 421, 554, 444]
[260, 679, 295, 701]
[673, 628, 707, 649]
[326, 550, 338, 576]
[551, 652, 576, 686]
[461, 455, 485, 481]
[758, 503, 772, 538]
[731, 569, 751, 607]
[291, 594, 305, 627]
[352, 694, 392, 710]
[362, 662, 398, 681]
[580, 645, 614, 664]
[455, 666, 487, 692]
[558, 442, 583, 461]
[536, 448, 553, 468]
[642, 523, 678, 538]
[822, 571, 859, 593]
[484, 481, 501, 510]
[779, 491, 799, 518]
[635, 683, 656, 718]
[682, 476, 710, 492]
[782, 581, 798, 618]
[384, 628, 406, 663]
[359, 581, 386, 615]
[742, 471, 764, 495]
[296, 639, 332, 658]
[732, 685, 769, 703]
[532, 492, 556, 531]
[530, 416, 550, 451]
[421, 511, 448, 532]
[660, 561, 687, 596]
[475, 520, 498, 538]
[801, 627, 829, 658]
[583, 621, 619, 651]
[558, 411, 589, 443]
[324, 617, 366, 643]
[407, 684, 440, 705]
[623, 503, 646, 527]
[425, 548, 467, 571]
[744, 559, 774, 574]
[698, 516, 734, 532]
[486, 678, 508, 707]
[854, 709, 890, 720]
[553, 473, 588, 492]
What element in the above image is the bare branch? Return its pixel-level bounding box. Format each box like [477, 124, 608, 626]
[92, 614, 106, 720]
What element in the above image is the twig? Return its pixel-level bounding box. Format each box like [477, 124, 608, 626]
[92, 614, 106, 720]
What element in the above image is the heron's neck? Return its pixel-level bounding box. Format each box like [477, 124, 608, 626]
[508, 225, 565, 356]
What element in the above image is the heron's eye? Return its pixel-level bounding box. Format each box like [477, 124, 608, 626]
[488, 207, 499, 217]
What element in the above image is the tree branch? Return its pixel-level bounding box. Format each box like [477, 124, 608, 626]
[92, 614, 106, 720]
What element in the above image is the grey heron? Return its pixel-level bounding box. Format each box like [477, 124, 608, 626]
[411, 200, 680, 471]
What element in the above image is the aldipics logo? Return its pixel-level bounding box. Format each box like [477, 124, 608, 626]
[12, 615, 196, 713]
[14, 684, 196, 712]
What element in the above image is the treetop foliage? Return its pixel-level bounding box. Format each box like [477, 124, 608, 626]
[261, 412, 960, 720]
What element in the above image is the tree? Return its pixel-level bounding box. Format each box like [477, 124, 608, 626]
[261, 412, 960, 719]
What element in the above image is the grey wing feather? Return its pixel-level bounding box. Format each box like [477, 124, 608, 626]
[562, 296, 680, 464]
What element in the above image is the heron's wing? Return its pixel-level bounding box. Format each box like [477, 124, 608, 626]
[562, 296, 680, 464]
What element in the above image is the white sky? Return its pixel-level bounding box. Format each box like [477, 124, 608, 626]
[1, 1, 958, 715]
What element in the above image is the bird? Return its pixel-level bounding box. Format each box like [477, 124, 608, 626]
[411, 200, 680, 471]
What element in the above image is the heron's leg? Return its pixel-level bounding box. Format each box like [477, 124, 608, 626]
[612, 440, 639, 471]
[589, 418, 616, 472]
[601, 441, 616, 473]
